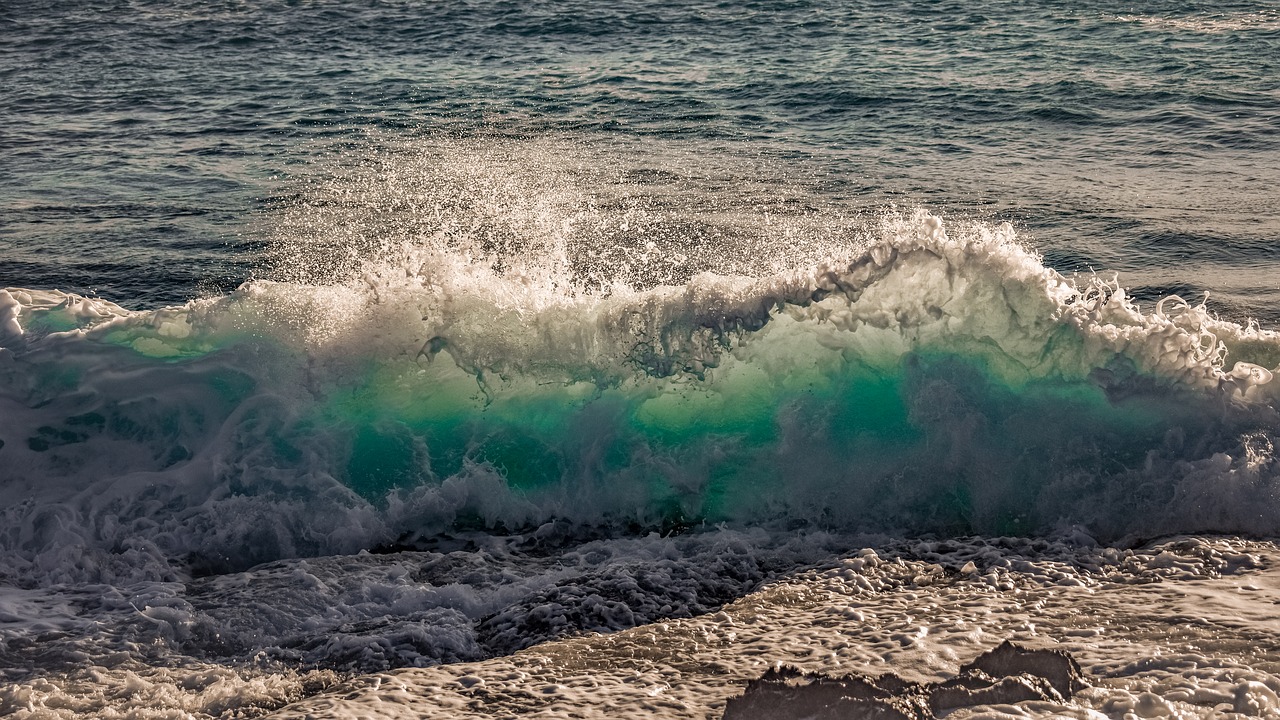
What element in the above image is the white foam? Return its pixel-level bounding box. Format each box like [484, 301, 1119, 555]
[237, 537, 1280, 720]
[2, 211, 1279, 591]
[6, 534, 1279, 720]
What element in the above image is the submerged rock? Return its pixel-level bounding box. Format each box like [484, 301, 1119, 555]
[721, 665, 927, 720]
[722, 641, 1086, 720]
[962, 640, 1085, 698]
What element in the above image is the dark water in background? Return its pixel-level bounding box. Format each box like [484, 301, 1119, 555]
[2, 0, 1278, 317]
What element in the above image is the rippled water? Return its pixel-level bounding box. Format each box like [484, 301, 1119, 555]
[4, 3, 1280, 719]
[3, 0, 1278, 315]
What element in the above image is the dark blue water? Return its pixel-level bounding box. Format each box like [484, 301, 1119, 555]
[3, 0, 1278, 317]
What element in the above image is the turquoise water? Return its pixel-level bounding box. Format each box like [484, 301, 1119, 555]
[4, 3, 1280, 709]
[3, 215, 1277, 582]
[3, 0, 1280, 569]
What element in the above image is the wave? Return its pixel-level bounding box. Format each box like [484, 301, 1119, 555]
[2, 211, 1279, 586]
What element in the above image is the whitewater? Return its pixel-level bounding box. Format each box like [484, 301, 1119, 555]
[5, 208, 1280, 571]
[4, 200, 1280, 717]
[5, 0, 1280, 717]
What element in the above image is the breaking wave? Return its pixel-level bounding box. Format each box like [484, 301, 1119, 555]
[2, 210, 1279, 587]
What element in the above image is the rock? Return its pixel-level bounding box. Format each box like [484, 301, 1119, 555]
[930, 672, 1063, 714]
[722, 665, 928, 720]
[962, 640, 1085, 698]
[722, 642, 1087, 720]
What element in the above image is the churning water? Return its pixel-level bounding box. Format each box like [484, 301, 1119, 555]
[2, 1, 1280, 718]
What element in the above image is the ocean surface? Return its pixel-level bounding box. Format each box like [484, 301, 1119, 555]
[2, 1, 1279, 718]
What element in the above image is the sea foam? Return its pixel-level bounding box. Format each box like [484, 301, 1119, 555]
[1, 211, 1278, 588]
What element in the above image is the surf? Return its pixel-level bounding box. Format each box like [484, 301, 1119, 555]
[1, 210, 1278, 587]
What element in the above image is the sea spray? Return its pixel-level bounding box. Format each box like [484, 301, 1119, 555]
[1, 211, 1278, 586]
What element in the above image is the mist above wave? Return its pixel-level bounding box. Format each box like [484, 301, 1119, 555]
[1, 139, 1278, 586]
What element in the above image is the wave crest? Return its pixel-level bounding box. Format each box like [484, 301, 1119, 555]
[2, 211, 1279, 586]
